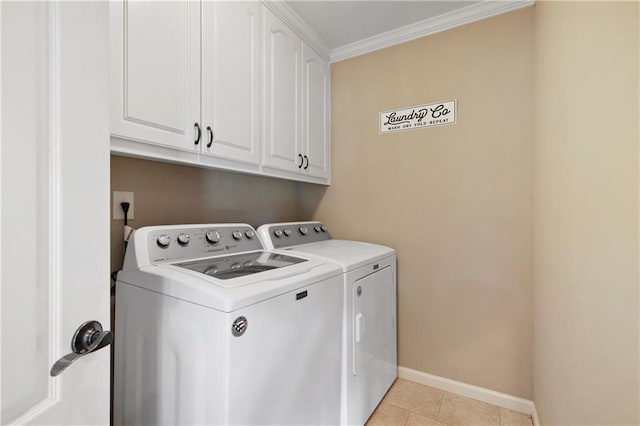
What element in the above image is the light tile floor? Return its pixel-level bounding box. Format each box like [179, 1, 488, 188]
[366, 379, 533, 426]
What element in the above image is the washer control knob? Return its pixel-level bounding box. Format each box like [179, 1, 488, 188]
[320, 224, 328, 232]
[157, 234, 171, 247]
[206, 231, 221, 244]
[245, 230, 255, 239]
[299, 226, 308, 235]
[283, 228, 292, 237]
[274, 229, 283, 238]
[177, 233, 190, 245]
[314, 225, 321, 233]
[232, 231, 243, 240]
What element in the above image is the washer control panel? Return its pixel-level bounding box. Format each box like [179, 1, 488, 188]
[262, 222, 331, 249]
[146, 225, 262, 263]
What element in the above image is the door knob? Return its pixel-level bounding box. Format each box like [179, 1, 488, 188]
[50, 320, 112, 377]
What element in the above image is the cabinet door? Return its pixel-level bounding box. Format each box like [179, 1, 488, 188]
[201, 2, 261, 165]
[110, 0, 200, 152]
[302, 44, 330, 179]
[262, 7, 302, 174]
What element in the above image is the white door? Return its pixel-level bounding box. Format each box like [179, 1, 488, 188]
[110, 0, 201, 153]
[201, 1, 261, 165]
[262, 7, 303, 174]
[302, 44, 330, 179]
[1, 2, 110, 425]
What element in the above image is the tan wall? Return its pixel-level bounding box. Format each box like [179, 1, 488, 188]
[110, 4, 640, 418]
[110, 156, 302, 272]
[300, 9, 534, 398]
[532, 2, 639, 425]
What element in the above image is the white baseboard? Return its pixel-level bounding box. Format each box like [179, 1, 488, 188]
[531, 402, 540, 426]
[398, 366, 539, 425]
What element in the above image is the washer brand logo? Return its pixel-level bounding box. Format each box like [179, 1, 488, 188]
[373, 264, 379, 270]
[380, 100, 456, 134]
[296, 290, 308, 300]
[231, 316, 248, 337]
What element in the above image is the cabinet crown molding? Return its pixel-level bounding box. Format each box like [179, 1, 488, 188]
[261, 0, 331, 61]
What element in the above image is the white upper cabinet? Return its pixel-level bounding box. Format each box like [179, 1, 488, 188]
[262, 7, 330, 182]
[302, 44, 330, 179]
[201, 1, 261, 166]
[262, 7, 303, 174]
[110, 1, 331, 184]
[110, 1, 200, 152]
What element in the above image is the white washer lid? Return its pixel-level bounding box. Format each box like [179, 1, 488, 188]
[280, 240, 395, 272]
[117, 258, 342, 312]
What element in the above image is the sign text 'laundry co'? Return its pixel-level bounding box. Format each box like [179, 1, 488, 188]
[379, 100, 457, 134]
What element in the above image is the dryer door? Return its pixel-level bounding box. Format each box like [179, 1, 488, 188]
[352, 266, 394, 375]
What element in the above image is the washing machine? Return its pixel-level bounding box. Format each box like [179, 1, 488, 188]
[257, 221, 397, 426]
[113, 223, 344, 426]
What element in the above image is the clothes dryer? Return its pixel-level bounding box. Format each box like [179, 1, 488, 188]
[114, 223, 343, 425]
[257, 221, 397, 426]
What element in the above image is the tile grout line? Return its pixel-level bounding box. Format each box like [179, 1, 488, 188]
[402, 407, 409, 426]
[436, 390, 446, 424]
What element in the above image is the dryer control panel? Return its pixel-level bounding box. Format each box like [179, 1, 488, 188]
[144, 225, 262, 264]
[258, 221, 332, 249]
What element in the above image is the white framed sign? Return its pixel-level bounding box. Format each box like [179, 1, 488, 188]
[379, 100, 457, 134]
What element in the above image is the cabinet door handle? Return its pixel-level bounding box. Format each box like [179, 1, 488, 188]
[303, 155, 309, 170]
[194, 122, 201, 145]
[298, 154, 304, 168]
[206, 126, 214, 148]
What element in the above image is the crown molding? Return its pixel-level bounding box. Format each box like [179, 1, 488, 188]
[330, 0, 535, 63]
[262, 1, 332, 61]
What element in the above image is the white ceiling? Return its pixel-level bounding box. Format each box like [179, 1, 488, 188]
[286, 1, 479, 49]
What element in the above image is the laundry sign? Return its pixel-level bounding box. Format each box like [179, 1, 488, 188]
[379, 100, 456, 134]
